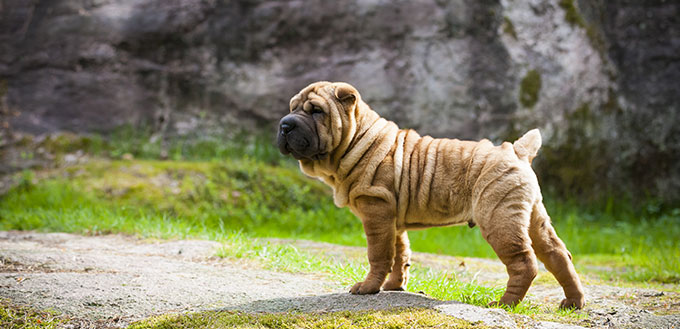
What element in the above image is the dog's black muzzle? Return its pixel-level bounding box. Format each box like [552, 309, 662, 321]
[277, 114, 320, 160]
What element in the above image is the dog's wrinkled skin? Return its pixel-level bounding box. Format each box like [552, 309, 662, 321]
[277, 81, 585, 309]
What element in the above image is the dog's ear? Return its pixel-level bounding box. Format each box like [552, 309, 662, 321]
[334, 83, 358, 104]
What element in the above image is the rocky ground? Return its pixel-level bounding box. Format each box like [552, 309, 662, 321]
[1, 231, 678, 328]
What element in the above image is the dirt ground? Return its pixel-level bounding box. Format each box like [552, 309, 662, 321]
[1, 231, 678, 328]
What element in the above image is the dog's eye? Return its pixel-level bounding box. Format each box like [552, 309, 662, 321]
[310, 106, 324, 115]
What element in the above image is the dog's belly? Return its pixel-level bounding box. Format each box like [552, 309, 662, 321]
[403, 210, 471, 229]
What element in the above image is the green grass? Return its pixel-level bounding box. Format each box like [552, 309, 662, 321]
[215, 234, 368, 284]
[408, 198, 680, 284]
[408, 269, 506, 308]
[3, 130, 680, 282]
[5, 131, 678, 326]
[0, 300, 65, 329]
[547, 199, 680, 284]
[214, 235, 521, 313]
[213, 235, 588, 321]
[128, 308, 482, 329]
[0, 159, 362, 244]
[36, 126, 287, 165]
[8, 157, 677, 284]
[2, 131, 680, 285]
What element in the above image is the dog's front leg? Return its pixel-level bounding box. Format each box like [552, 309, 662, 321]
[382, 230, 411, 291]
[349, 195, 396, 294]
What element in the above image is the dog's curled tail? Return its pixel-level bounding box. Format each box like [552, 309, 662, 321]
[513, 129, 541, 163]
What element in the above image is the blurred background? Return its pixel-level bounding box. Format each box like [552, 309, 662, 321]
[0, 0, 679, 284]
[1, 0, 678, 203]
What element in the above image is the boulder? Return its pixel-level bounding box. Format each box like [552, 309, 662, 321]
[1, 0, 678, 201]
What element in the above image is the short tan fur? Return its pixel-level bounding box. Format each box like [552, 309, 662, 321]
[281, 81, 584, 309]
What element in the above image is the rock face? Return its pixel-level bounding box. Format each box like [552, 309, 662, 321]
[1, 0, 678, 201]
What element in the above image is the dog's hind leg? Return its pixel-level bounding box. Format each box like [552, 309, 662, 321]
[529, 202, 585, 309]
[478, 198, 538, 307]
[382, 230, 411, 291]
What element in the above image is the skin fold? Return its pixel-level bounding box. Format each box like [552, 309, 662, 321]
[277, 81, 585, 309]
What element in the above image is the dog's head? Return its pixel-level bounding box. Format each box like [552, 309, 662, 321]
[277, 81, 360, 162]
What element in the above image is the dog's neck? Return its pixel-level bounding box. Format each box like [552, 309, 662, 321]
[336, 103, 381, 160]
[300, 102, 399, 207]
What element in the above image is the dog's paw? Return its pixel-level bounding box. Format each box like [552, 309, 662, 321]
[487, 301, 503, 308]
[381, 281, 405, 291]
[559, 297, 585, 310]
[349, 281, 380, 295]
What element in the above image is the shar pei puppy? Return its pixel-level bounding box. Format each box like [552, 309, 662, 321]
[276, 81, 585, 309]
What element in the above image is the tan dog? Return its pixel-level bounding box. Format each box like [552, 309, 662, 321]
[277, 81, 585, 309]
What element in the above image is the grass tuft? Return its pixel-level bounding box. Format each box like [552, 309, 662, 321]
[0, 300, 65, 329]
[408, 269, 504, 307]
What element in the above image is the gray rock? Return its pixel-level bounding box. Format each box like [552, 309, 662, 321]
[1, 0, 678, 201]
[436, 303, 520, 329]
[2, 231, 679, 328]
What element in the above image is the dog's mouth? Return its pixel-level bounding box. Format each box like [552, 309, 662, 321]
[285, 144, 328, 161]
[278, 136, 327, 161]
[311, 151, 328, 161]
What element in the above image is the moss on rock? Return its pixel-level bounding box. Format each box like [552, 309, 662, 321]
[559, 0, 608, 57]
[503, 16, 518, 40]
[519, 69, 541, 108]
[536, 103, 611, 199]
[559, 0, 586, 28]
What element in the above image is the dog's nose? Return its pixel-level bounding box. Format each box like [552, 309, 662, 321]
[280, 123, 293, 134]
[279, 117, 296, 134]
